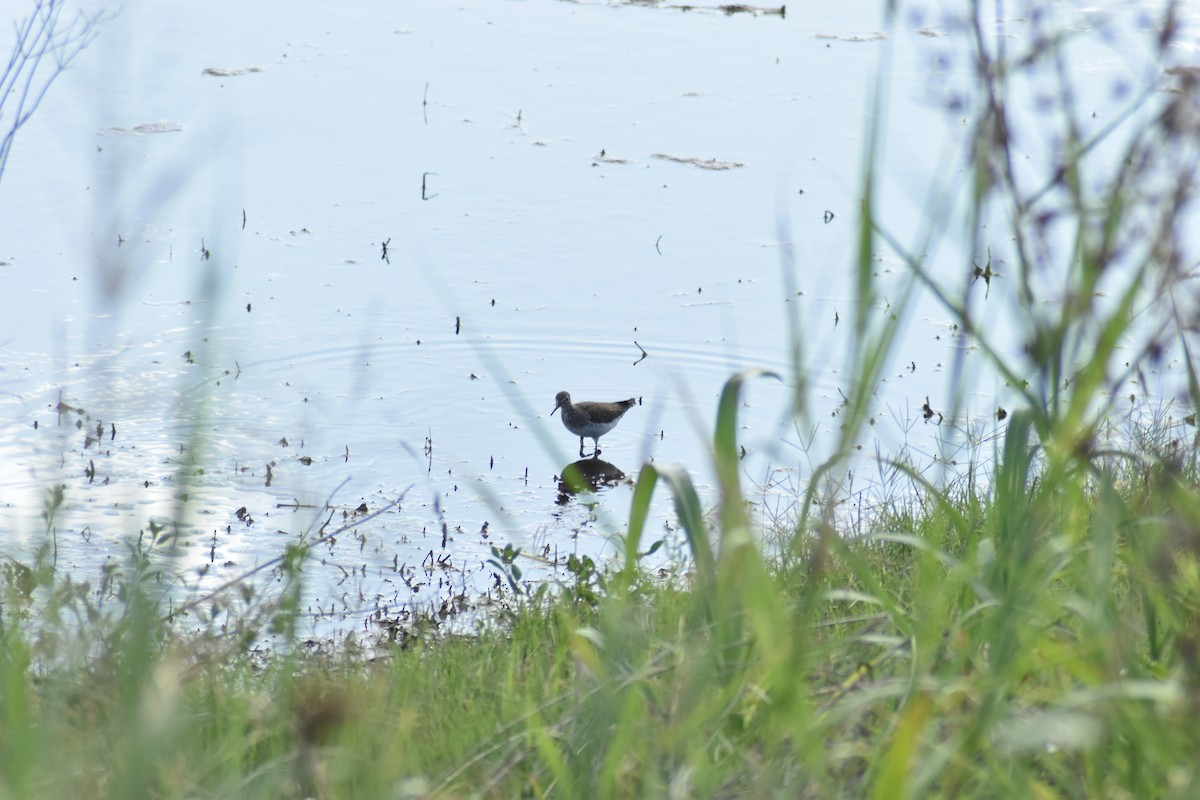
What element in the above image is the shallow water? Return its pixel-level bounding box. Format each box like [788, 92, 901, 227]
[0, 0, 1195, 641]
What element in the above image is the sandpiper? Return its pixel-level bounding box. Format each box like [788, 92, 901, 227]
[551, 391, 636, 458]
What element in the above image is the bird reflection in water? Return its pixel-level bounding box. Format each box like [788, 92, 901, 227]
[556, 457, 628, 504]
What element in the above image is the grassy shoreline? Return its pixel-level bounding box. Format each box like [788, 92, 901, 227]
[5, 405, 1198, 797]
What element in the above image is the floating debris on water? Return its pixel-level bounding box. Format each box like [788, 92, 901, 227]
[201, 66, 264, 77]
[651, 153, 745, 170]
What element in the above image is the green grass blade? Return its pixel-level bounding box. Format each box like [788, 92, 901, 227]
[714, 368, 781, 543]
[622, 463, 660, 588]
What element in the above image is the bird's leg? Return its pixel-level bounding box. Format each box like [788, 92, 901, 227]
[578, 437, 586, 458]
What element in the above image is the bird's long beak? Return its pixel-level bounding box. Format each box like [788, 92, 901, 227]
[550, 403, 560, 416]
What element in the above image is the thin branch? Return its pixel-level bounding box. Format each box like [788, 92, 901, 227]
[0, 0, 110, 184]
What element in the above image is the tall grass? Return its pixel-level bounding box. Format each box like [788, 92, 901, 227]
[3, 1, 1200, 798]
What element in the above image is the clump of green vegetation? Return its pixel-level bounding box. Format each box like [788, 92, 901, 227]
[3, 2, 1200, 798]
